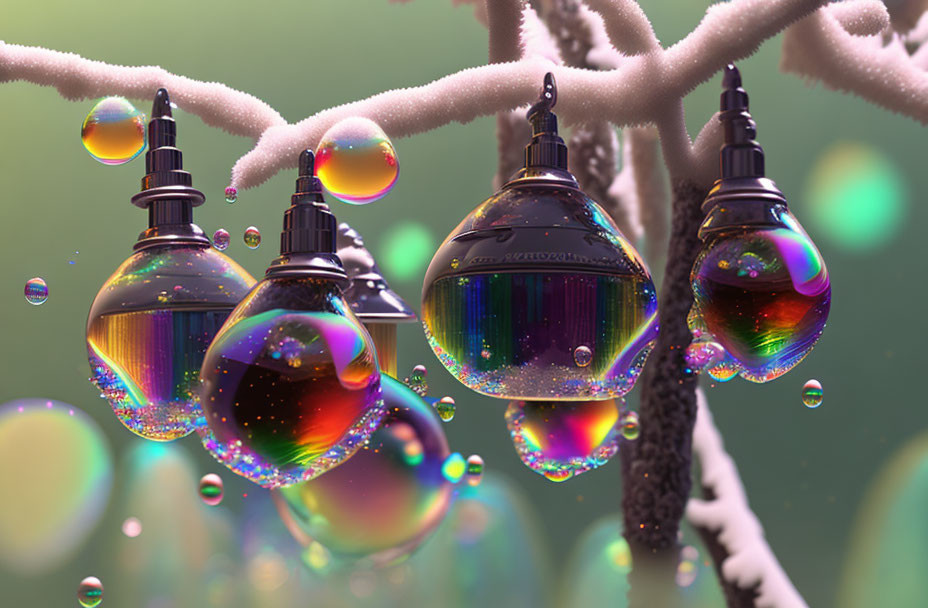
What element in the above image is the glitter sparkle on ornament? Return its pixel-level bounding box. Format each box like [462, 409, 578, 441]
[243, 226, 261, 249]
[802, 379, 823, 408]
[77, 576, 103, 608]
[315, 117, 399, 205]
[465, 454, 484, 486]
[212, 229, 230, 251]
[198, 473, 224, 506]
[24, 277, 48, 305]
[224, 186, 238, 204]
[272, 375, 453, 566]
[434, 396, 456, 422]
[505, 399, 622, 482]
[684, 340, 725, 373]
[690, 224, 831, 383]
[81, 97, 146, 165]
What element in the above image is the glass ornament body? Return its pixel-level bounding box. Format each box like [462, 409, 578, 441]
[271, 375, 452, 566]
[87, 243, 256, 441]
[422, 179, 658, 400]
[196, 275, 386, 489]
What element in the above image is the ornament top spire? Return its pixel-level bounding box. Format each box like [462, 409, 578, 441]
[267, 149, 346, 281]
[719, 64, 765, 179]
[521, 72, 570, 175]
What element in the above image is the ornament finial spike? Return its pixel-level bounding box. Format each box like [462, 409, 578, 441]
[718, 65, 763, 178]
[152, 88, 172, 119]
[299, 149, 315, 177]
[722, 64, 741, 90]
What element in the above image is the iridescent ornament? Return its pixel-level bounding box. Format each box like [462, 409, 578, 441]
[272, 375, 452, 566]
[435, 396, 456, 422]
[24, 277, 48, 305]
[336, 222, 417, 377]
[315, 117, 399, 205]
[86, 90, 256, 442]
[81, 96, 146, 165]
[197, 150, 385, 489]
[505, 398, 622, 482]
[199, 473, 224, 506]
[212, 228, 230, 251]
[422, 74, 658, 400]
[689, 66, 830, 383]
[243, 226, 261, 249]
[465, 454, 485, 486]
[802, 379, 823, 408]
[224, 186, 237, 204]
[77, 576, 103, 607]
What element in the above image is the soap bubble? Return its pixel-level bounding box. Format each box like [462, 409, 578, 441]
[272, 375, 452, 566]
[81, 97, 146, 165]
[573, 345, 593, 368]
[212, 229, 230, 251]
[435, 396, 456, 422]
[404, 364, 428, 396]
[466, 454, 485, 486]
[121, 517, 142, 538]
[243, 226, 261, 249]
[0, 400, 112, 574]
[505, 399, 622, 482]
[24, 277, 48, 305]
[690, 220, 831, 383]
[199, 473, 224, 506]
[802, 379, 823, 408]
[684, 340, 725, 373]
[442, 452, 466, 483]
[315, 117, 399, 205]
[224, 186, 238, 204]
[77, 576, 103, 607]
[620, 411, 640, 441]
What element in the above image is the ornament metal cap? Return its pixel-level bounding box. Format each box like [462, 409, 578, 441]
[336, 223, 416, 322]
[266, 149, 348, 282]
[132, 88, 209, 250]
[699, 64, 792, 240]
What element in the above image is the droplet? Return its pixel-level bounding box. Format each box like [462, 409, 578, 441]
[212, 229, 230, 251]
[465, 454, 484, 486]
[403, 364, 428, 396]
[24, 277, 48, 305]
[224, 186, 238, 204]
[121, 516, 142, 538]
[802, 379, 823, 408]
[620, 411, 639, 441]
[243, 226, 261, 249]
[506, 399, 622, 482]
[77, 576, 103, 607]
[81, 97, 146, 165]
[315, 117, 399, 205]
[199, 473, 224, 506]
[684, 340, 725, 373]
[441, 452, 466, 483]
[573, 345, 593, 368]
[435, 396, 456, 422]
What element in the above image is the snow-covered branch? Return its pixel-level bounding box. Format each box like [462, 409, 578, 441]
[781, 1, 928, 124]
[687, 390, 807, 608]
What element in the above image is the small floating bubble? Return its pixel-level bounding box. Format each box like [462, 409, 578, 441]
[684, 340, 726, 373]
[212, 229, 230, 251]
[77, 576, 103, 608]
[465, 454, 484, 486]
[243, 226, 261, 249]
[199, 473, 224, 506]
[802, 379, 823, 408]
[24, 277, 48, 305]
[620, 411, 640, 441]
[435, 396, 455, 422]
[224, 186, 238, 204]
[573, 345, 593, 368]
[403, 364, 428, 396]
[81, 97, 146, 165]
[121, 516, 142, 538]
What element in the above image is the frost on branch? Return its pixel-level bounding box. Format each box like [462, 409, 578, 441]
[687, 390, 808, 608]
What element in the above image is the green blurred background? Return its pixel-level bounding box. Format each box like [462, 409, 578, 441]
[1, 1, 925, 606]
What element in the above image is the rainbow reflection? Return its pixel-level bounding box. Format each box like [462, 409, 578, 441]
[273, 375, 452, 566]
[505, 399, 622, 482]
